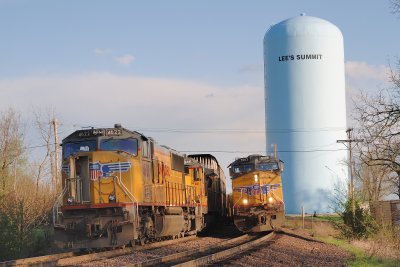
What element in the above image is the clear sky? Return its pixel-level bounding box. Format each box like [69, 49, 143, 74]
[0, 0, 398, 192]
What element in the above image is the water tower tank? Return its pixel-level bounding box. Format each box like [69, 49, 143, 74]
[264, 15, 348, 214]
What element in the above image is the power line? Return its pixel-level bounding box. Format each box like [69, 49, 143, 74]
[24, 143, 347, 154]
[127, 127, 346, 134]
[179, 148, 348, 153]
[66, 124, 347, 134]
[24, 144, 51, 150]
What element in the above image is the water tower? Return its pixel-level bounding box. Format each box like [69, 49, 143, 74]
[264, 15, 348, 214]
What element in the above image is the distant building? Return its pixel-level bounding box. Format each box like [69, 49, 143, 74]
[370, 200, 400, 226]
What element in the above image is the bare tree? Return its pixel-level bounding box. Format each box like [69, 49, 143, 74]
[391, 0, 400, 16]
[0, 109, 24, 193]
[353, 61, 400, 199]
[355, 163, 392, 202]
[32, 108, 58, 193]
[0, 108, 57, 260]
[352, 1, 400, 198]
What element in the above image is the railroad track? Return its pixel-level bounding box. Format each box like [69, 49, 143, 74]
[208, 229, 346, 266]
[128, 231, 275, 267]
[0, 251, 76, 267]
[1, 231, 275, 267]
[0, 236, 197, 267]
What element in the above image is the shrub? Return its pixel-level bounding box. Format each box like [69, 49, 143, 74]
[337, 198, 378, 239]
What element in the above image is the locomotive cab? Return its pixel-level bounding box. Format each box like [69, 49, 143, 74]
[53, 125, 144, 248]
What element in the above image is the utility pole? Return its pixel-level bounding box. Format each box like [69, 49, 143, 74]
[337, 128, 363, 227]
[52, 119, 59, 192]
[13, 158, 17, 192]
[273, 144, 277, 159]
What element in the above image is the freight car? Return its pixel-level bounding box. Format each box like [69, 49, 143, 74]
[53, 124, 226, 248]
[229, 154, 285, 232]
[188, 154, 227, 223]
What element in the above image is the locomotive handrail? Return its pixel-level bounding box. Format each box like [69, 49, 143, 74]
[53, 176, 82, 225]
[52, 180, 69, 226]
[232, 188, 246, 215]
[113, 169, 140, 227]
[63, 176, 82, 203]
[115, 175, 138, 205]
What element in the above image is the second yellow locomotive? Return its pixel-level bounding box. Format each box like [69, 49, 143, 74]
[229, 154, 285, 232]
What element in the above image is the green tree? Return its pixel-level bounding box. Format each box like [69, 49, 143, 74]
[338, 197, 378, 239]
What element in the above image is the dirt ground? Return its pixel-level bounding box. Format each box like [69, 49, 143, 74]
[213, 229, 351, 266]
[201, 220, 398, 266]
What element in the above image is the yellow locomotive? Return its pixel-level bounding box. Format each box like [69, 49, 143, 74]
[53, 124, 226, 248]
[229, 154, 284, 232]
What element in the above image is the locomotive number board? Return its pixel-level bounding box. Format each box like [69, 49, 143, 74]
[78, 128, 123, 137]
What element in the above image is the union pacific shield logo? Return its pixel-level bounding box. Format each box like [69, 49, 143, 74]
[233, 183, 281, 196]
[89, 162, 131, 181]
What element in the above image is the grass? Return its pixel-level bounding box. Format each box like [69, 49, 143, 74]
[285, 215, 400, 266]
[312, 214, 342, 223]
[319, 236, 400, 267]
[286, 214, 343, 223]
[284, 215, 342, 234]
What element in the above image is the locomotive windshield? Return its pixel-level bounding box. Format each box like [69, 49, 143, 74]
[230, 155, 282, 178]
[232, 164, 253, 174]
[64, 140, 97, 158]
[256, 162, 279, 171]
[100, 138, 138, 156]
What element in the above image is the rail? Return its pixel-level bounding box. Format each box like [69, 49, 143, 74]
[0, 236, 198, 267]
[173, 232, 274, 266]
[129, 232, 274, 267]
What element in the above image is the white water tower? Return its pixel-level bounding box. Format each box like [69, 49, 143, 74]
[264, 15, 348, 214]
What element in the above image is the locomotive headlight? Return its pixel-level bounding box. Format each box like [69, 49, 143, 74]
[254, 174, 258, 182]
[108, 194, 116, 203]
[67, 197, 74, 205]
[268, 196, 274, 203]
[243, 199, 248, 205]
